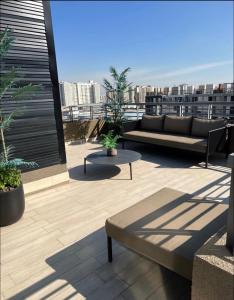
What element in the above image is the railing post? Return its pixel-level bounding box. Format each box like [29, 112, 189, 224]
[226, 153, 234, 255]
[90, 106, 93, 120]
[137, 105, 139, 120]
[104, 104, 108, 119]
[208, 104, 212, 119]
[70, 106, 73, 122]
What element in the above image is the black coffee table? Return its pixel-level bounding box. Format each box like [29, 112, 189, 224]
[84, 150, 141, 180]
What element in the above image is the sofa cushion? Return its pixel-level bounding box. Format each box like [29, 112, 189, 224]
[191, 118, 225, 137]
[106, 187, 227, 279]
[140, 115, 164, 132]
[164, 116, 193, 135]
[123, 130, 207, 153]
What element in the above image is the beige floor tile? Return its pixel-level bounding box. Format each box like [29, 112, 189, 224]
[1, 142, 229, 300]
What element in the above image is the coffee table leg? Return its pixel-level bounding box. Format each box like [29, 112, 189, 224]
[129, 162, 132, 180]
[84, 158, 87, 174]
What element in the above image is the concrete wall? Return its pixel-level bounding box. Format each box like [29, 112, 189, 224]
[192, 228, 234, 300]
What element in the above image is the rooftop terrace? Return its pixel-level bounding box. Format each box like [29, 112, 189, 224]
[1, 141, 231, 300]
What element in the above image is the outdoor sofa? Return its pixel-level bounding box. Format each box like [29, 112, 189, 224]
[121, 115, 227, 168]
[105, 187, 228, 280]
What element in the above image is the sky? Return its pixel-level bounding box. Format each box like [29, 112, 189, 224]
[51, 1, 233, 91]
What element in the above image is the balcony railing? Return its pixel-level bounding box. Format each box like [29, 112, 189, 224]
[62, 101, 234, 122]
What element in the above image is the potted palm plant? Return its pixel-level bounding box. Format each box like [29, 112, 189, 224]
[101, 132, 119, 156]
[0, 28, 38, 226]
[103, 66, 133, 135]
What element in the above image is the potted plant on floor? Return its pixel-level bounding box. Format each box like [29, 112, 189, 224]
[0, 27, 38, 226]
[103, 66, 133, 135]
[101, 132, 119, 156]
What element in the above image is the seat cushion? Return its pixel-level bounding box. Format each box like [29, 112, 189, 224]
[105, 188, 227, 280]
[191, 118, 225, 137]
[140, 115, 164, 132]
[122, 130, 207, 153]
[164, 116, 193, 135]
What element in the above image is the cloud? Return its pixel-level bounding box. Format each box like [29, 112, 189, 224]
[129, 60, 233, 84]
[155, 60, 233, 79]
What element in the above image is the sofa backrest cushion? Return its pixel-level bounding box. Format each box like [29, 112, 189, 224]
[141, 115, 164, 132]
[164, 115, 193, 135]
[191, 118, 225, 137]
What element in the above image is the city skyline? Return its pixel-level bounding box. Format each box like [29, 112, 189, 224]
[51, 1, 233, 87]
[59, 79, 233, 106]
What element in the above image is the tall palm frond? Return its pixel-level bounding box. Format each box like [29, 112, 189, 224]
[0, 68, 17, 100]
[0, 27, 39, 170]
[0, 27, 14, 56]
[0, 158, 38, 170]
[0, 145, 15, 162]
[109, 66, 119, 81]
[119, 67, 131, 83]
[13, 83, 39, 99]
[0, 111, 17, 130]
[102, 78, 114, 92]
[103, 66, 133, 132]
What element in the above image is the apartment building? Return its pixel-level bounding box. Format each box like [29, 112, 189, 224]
[59, 81, 78, 106]
[59, 81, 101, 106]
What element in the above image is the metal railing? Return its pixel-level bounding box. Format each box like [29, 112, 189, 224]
[144, 101, 234, 120]
[62, 104, 106, 122]
[62, 101, 234, 122]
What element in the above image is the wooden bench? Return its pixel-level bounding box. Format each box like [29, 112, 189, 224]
[105, 188, 228, 280]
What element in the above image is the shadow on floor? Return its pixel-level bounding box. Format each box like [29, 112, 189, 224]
[6, 144, 231, 299]
[7, 231, 191, 300]
[69, 164, 122, 181]
[122, 141, 228, 171]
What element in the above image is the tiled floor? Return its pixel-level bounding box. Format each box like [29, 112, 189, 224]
[1, 142, 230, 299]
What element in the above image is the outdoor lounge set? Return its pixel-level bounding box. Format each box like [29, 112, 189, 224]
[121, 115, 227, 168]
[104, 115, 232, 295]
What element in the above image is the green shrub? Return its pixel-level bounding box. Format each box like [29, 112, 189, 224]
[0, 168, 21, 191]
[101, 132, 119, 149]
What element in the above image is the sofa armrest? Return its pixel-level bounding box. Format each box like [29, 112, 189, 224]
[227, 124, 234, 154]
[207, 127, 227, 154]
[122, 120, 141, 133]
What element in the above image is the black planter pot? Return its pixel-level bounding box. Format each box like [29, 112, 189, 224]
[0, 183, 25, 227]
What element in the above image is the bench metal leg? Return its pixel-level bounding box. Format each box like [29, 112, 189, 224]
[84, 158, 87, 174]
[129, 162, 132, 180]
[107, 236, 112, 262]
[205, 152, 209, 168]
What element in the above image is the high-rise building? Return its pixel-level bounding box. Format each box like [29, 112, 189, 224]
[187, 85, 195, 94]
[179, 84, 188, 95]
[171, 86, 179, 95]
[128, 86, 136, 102]
[163, 87, 171, 95]
[59, 81, 78, 106]
[206, 84, 215, 94]
[76, 81, 101, 105]
[59, 81, 101, 106]
[134, 86, 147, 103]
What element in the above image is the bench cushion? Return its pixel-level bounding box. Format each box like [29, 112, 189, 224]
[191, 118, 225, 137]
[105, 188, 227, 280]
[122, 130, 207, 153]
[141, 115, 164, 132]
[164, 116, 193, 135]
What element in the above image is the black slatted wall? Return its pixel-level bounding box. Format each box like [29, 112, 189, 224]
[0, 0, 66, 169]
